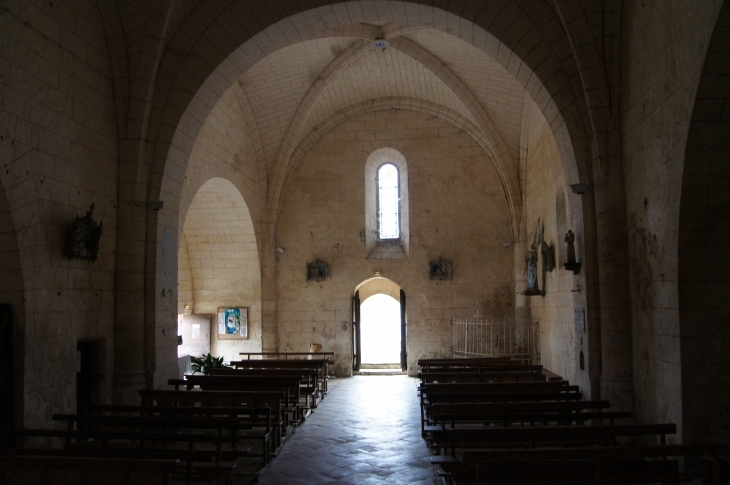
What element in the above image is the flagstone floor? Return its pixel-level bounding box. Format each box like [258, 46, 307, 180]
[256, 375, 438, 485]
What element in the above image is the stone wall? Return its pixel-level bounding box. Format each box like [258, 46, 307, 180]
[679, 0, 730, 444]
[275, 109, 514, 376]
[1, 0, 118, 425]
[522, 97, 587, 387]
[620, 0, 725, 438]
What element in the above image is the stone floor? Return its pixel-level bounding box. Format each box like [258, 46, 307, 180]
[257, 375, 439, 485]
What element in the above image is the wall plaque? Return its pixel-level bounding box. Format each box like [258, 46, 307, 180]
[574, 308, 586, 333]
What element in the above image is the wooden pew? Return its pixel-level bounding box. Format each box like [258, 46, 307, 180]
[230, 359, 332, 393]
[430, 423, 677, 460]
[172, 375, 307, 423]
[3, 427, 241, 484]
[428, 410, 631, 431]
[82, 403, 273, 464]
[419, 370, 546, 385]
[139, 389, 288, 451]
[420, 381, 580, 436]
[239, 351, 335, 361]
[426, 400, 621, 430]
[0, 454, 179, 485]
[444, 445, 723, 485]
[419, 364, 544, 374]
[209, 367, 320, 407]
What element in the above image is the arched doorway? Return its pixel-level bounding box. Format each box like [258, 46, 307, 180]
[352, 277, 406, 373]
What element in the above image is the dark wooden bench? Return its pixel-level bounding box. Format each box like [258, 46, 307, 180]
[239, 351, 335, 361]
[441, 444, 723, 485]
[3, 427, 241, 484]
[209, 367, 321, 407]
[82, 403, 273, 464]
[419, 370, 547, 385]
[139, 389, 288, 451]
[0, 454, 179, 485]
[230, 359, 332, 393]
[426, 400, 619, 429]
[170, 375, 307, 423]
[430, 423, 677, 459]
[419, 364, 544, 374]
[426, 410, 632, 432]
[421, 390, 583, 437]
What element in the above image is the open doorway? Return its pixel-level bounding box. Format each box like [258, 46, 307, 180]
[352, 277, 407, 373]
[361, 294, 401, 364]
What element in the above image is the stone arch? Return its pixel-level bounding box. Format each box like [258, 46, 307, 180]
[142, 0, 610, 397]
[147, 1, 597, 234]
[178, 178, 263, 363]
[678, 0, 730, 445]
[364, 148, 410, 257]
[0, 177, 24, 428]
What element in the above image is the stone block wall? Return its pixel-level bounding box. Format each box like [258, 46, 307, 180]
[275, 109, 514, 376]
[1, 0, 118, 425]
[679, 0, 730, 444]
[620, 0, 725, 439]
[522, 95, 587, 388]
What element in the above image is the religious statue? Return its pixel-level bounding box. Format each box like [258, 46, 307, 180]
[564, 229, 581, 274]
[565, 230, 576, 262]
[525, 243, 539, 293]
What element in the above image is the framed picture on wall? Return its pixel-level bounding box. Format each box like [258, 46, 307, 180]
[217, 307, 248, 340]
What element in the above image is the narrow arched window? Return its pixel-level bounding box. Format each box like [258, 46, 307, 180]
[378, 164, 399, 239]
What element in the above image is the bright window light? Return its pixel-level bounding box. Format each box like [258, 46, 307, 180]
[378, 164, 399, 239]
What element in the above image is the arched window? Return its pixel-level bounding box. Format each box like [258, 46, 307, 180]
[364, 147, 409, 258]
[378, 164, 399, 239]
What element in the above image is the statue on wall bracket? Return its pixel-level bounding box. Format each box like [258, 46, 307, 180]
[523, 218, 544, 296]
[66, 204, 102, 262]
[306, 260, 329, 281]
[564, 230, 581, 275]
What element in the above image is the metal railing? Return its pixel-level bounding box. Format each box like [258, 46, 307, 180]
[452, 317, 540, 364]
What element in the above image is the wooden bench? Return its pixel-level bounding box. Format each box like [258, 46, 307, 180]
[421, 390, 583, 437]
[426, 410, 632, 431]
[239, 351, 335, 361]
[442, 444, 723, 485]
[425, 400, 620, 429]
[0, 454, 179, 485]
[82, 404, 273, 464]
[419, 364, 544, 374]
[429, 423, 677, 459]
[209, 367, 321, 407]
[170, 375, 307, 423]
[139, 389, 288, 451]
[3, 427, 241, 484]
[419, 370, 547, 385]
[230, 359, 332, 393]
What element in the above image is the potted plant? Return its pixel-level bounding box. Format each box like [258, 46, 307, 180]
[190, 353, 227, 375]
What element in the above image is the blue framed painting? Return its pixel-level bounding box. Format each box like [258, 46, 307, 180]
[217, 307, 248, 340]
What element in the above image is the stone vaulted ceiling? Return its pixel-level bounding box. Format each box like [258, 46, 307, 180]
[224, 24, 530, 184]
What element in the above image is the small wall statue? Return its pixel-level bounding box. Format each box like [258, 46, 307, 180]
[564, 230, 581, 274]
[524, 242, 540, 295]
[306, 259, 329, 281]
[66, 204, 102, 262]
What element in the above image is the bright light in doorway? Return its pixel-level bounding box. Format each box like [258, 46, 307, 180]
[360, 294, 401, 364]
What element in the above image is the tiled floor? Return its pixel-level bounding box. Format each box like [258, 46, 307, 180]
[257, 375, 438, 485]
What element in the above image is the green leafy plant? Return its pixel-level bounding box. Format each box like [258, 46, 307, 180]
[190, 353, 227, 375]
